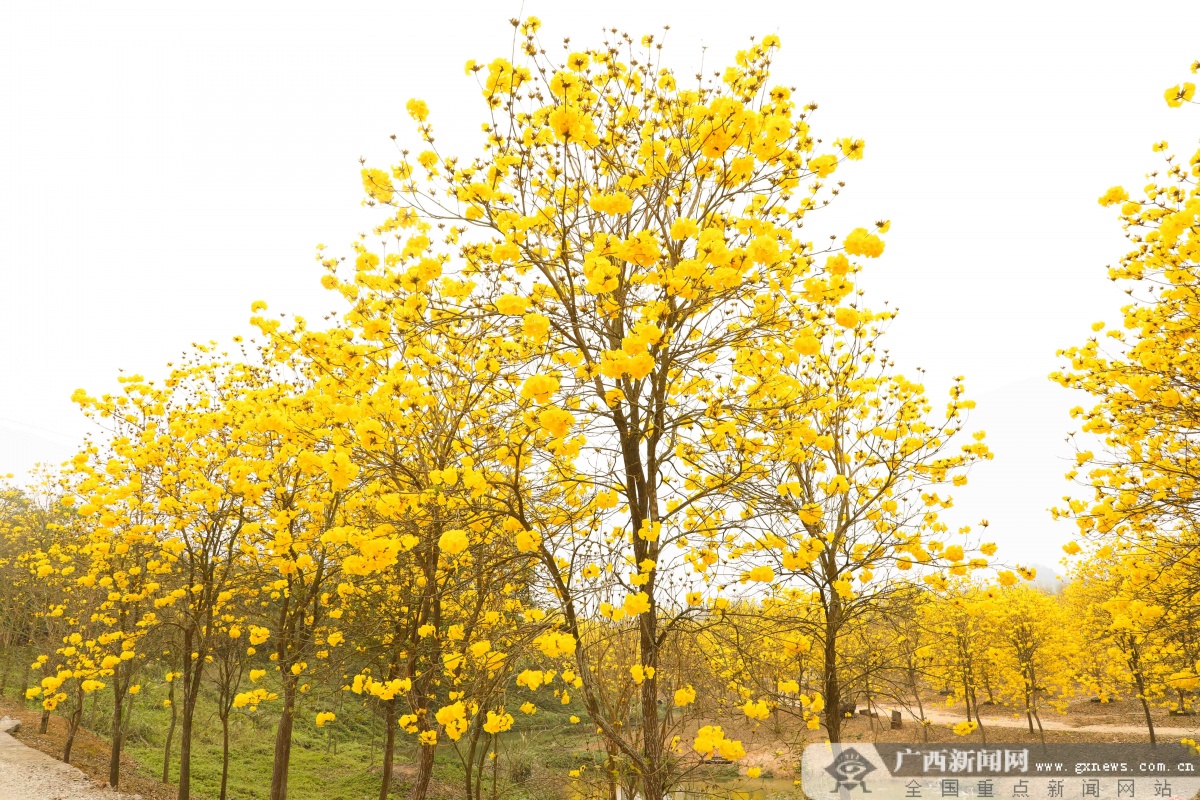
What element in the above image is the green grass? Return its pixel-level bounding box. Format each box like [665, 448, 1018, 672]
[4, 659, 801, 800]
[103, 676, 601, 799]
[127, 720, 385, 800]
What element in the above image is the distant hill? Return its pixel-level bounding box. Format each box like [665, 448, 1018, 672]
[1028, 562, 1066, 594]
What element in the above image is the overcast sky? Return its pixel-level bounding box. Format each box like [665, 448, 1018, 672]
[3, 1, 1198, 568]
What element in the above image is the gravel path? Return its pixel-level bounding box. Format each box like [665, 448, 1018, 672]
[0, 718, 138, 800]
[918, 706, 1200, 736]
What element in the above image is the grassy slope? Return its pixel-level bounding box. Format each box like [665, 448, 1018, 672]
[1, 664, 612, 800]
[0, 648, 823, 799]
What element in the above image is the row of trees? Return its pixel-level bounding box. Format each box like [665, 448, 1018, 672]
[0, 21, 1004, 800]
[2, 19, 1195, 800]
[6, 474, 1199, 799]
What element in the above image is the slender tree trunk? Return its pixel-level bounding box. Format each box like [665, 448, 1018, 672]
[864, 681, 877, 738]
[909, 666, 929, 742]
[269, 676, 297, 800]
[409, 647, 437, 800]
[1139, 694, 1157, 746]
[333, 692, 341, 756]
[379, 699, 396, 800]
[492, 735, 500, 800]
[108, 607, 133, 790]
[464, 725, 487, 800]
[162, 678, 177, 784]
[1131, 647, 1157, 747]
[1023, 663, 1036, 735]
[969, 685, 986, 744]
[638, 633, 663, 800]
[177, 693, 197, 798]
[39, 708, 50, 734]
[463, 748, 474, 800]
[109, 684, 124, 788]
[823, 612, 843, 743]
[473, 731, 490, 800]
[607, 745, 619, 800]
[19, 661, 30, 706]
[220, 713, 231, 800]
[177, 650, 205, 800]
[1033, 707, 1046, 748]
[63, 695, 83, 764]
[1136, 687, 1157, 746]
[412, 742, 435, 800]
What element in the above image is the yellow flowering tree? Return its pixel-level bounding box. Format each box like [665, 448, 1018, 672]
[731, 308, 992, 741]
[977, 584, 1078, 745]
[920, 582, 995, 742]
[1063, 546, 1191, 744]
[209, 611, 253, 800]
[71, 355, 270, 800]
[60, 413, 168, 789]
[222, 369, 359, 800]
[1051, 60, 1200, 746]
[0, 471, 77, 708]
[348, 18, 917, 793]
[1052, 59, 1200, 645]
[250, 284, 544, 800]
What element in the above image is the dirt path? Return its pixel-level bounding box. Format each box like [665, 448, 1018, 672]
[0, 718, 138, 800]
[917, 706, 1200, 737]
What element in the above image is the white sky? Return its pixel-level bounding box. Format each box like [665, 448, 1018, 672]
[3, 1, 1198, 569]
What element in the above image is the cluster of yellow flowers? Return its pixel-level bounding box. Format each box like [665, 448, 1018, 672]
[692, 725, 746, 761]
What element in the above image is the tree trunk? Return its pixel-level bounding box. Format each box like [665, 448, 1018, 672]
[1137, 695, 1156, 753]
[412, 742, 434, 800]
[909, 666, 929, 742]
[39, 708, 50, 734]
[638, 633, 663, 800]
[606, 745, 619, 800]
[864, 681, 877, 738]
[220, 713, 231, 800]
[177, 655, 205, 800]
[1131, 648, 1157, 747]
[968, 684, 986, 744]
[1024, 664, 1035, 734]
[162, 678, 177, 784]
[823, 610, 843, 743]
[493, 735, 501, 800]
[378, 699, 396, 800]
[463, 748, 474, 800]
[464, 723, 487, 800]
[63, 697, 83, 764]
[269, 676, 297, 800]
[109, 683, 124, 788]
[983, 668, 996, 705]
[177, 697, 196, 799]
